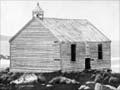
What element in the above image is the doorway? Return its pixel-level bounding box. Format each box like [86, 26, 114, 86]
[85, 58, 91, 70]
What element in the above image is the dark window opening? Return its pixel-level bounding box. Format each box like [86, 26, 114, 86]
[71, 44, 76, 61]
[98, 44, 103, 59]
[85, 58, 91, 70]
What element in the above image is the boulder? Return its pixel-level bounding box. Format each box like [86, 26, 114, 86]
[78, 85, 87, 90]
[94, 83, 103, 90]
[109, 76, 119, 84]
[84, 86, 91, 90]
[90, 74, 96, 80]
[37, 74, 46, 83]
[71, 79, 80, 84]
[85, 81, 95, 89]
[7, 73, 19, 83]
[94, 73, 103, 83]
[10, 73, 38, 84]
[78, 85, 91, 90]
[103, 85, 117, 90]
[103, 76, 110, 84]
[46, 84, 53, 87]
[117, 85, 120, 90]
[0, 74, 9, 83]
[49, 76, 79, 84]
[49, 76, 62, 84]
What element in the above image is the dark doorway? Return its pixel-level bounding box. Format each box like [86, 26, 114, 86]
[71, 44, 76, 61]
[98, 44, 103, 59]
[85, 58, 91, 70]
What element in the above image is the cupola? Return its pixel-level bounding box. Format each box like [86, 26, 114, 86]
[32, 2, 44, 20]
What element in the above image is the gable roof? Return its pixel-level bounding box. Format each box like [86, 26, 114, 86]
[9, 17, 110, 43]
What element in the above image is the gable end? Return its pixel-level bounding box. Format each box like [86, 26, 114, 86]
[9, 18, 34, 43]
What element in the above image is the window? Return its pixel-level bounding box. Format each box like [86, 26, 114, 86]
[71, 44, 76, 61]
[98, 44, 103, 59]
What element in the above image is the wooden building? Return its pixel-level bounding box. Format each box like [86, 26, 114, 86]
[9, 3, 111, 72]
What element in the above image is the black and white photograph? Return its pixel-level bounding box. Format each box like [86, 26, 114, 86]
[0, 0, 120, 90]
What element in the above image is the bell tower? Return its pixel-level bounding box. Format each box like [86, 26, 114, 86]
[32, 2, 44, 20]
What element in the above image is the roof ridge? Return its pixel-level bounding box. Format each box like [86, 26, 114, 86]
[43, 17, 88, 21]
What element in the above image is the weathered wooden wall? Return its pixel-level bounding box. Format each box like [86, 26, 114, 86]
[10, 17, 111, 73]
[88, 42, 111, 69]
[10, 18, 61, 72]
[61, 42, 86, 72]
[61, 41, 111, 72]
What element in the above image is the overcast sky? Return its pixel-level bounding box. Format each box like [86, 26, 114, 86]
[1, 1, 119, 41]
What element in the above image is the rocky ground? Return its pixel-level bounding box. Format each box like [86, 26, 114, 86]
[0, 68, 120, 90]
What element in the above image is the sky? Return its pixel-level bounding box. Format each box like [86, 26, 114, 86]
[0, 0, 120, 73]
[0, 0, 120, 42]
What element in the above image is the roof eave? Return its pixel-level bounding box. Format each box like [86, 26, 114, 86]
[9, 18, 34, 43]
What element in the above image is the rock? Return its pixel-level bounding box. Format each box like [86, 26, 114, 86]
[94, 83, 103, 90]
[94, 73, 103, 83]
[65, 79, 71, 84]
[49, 76, 79, 84]
[71, 79, 80, 84]
[117, 85, 120, 90]
[85, 81, 95, 89]
[0, 74, 9, 84]
[49, 76, 61, 84]
[86, 81, 95, 84]
[103, 76, 110, 83]
[41, 83, 45, 86]
[78, 85, 86, 90]
[46, 84, 53, 87]
[7, 73, 19, 83]
[10, 73, 38, 84]
[37, 74, 46, 83]
[103, 70, 111, 78]
[103, 85, 117, 90]
[78, 85, 91, 90]
[84, 86, 91, 90]
[90, 74, 96, 79]
[109, 76, 119, 84]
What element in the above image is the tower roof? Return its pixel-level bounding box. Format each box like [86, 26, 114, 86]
[32, 2, 44, 19]
[33, 2, 43, 12]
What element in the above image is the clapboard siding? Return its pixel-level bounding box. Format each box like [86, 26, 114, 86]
[60, 41, 111, 72]
[10, 18, 61, 72]
[10, 17, 111, 72]
[88, 42, 111, 69]
[61, 42, 86, 72]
